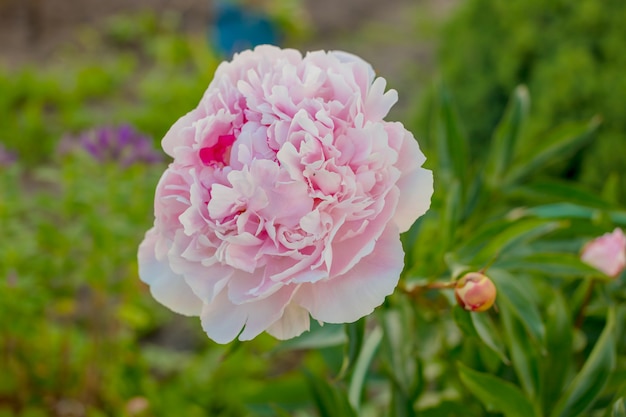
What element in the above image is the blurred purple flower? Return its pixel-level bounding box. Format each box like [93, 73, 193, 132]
[0, 143, 17, 166]
[59, 124, 163, 167]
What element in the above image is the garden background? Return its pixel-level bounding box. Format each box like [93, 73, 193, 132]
[1, 0, 625, 416]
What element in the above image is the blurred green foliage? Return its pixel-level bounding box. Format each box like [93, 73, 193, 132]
[0, 11, 217, 166]
[1, 5, 626, 417]
[437, 0, 626, 203]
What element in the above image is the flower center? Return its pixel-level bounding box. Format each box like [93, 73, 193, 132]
[199, 134, 237, 166]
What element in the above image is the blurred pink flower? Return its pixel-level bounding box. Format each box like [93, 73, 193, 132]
[138, 45, 433, 343]
[581, 228, 626, 277]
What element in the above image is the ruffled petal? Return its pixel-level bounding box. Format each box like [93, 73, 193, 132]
[295, 224, 403, 323]
[138, 229, 202, 316]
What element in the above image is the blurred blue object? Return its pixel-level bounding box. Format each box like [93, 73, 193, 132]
[210, 0, 280, 57]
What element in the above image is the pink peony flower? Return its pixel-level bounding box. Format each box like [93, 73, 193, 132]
[138, 45, 433, 343]
[581, 228, 626, 277]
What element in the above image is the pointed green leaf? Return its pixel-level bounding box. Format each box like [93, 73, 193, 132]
[501, 302, 540, 399]
[452, 305, 479, 338]
[507, 181, 611, 208]
[612, 398, 626, 417]
[471, 311, 510, 365]
[348, 326, 383, 411]
[274, 322, 346, 352]
[505, 117, 601, 186]
[550, 308, 616, 417]
[435, 85, 469, 190]
[489, 269, 545, 343]
[484, 85, 529, 187]
[523, 203, 599, 220]
[495, 253, 600, 278]
[305, 371, 357, 417]
[441, 179, 462, 250]
[338, 318, 366, 380]
[380, 309, 422, 417]
[472, 219, 563, 265]
[540, 291, 573, 414]
[458, 362, 538, 417]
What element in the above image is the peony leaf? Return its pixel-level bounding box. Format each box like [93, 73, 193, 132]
[549, 307, 616, 417]
[380, 309, 422, 417]
[458, 362, 538, 417]
[507, 180, 611, 208]
[348, 326, 383, 411]
[500, 301, 540, 399]
[305, 371, 357, 417]
[337, 318, 366, 380]
[489, 269, 545, 343]
[471, 218, 563, 265]
[540, 292, 573, 415]
[504, 116, 601, 186]
[484, 85, 530, 188]
[495, 253, 600, 278]
[441, 179, 462, 250]
[612, 398, 626, 417]
[435, 85, 469, 192]
[523, 202, 600, 220]
[274, 322, 346, 352]
[471, 310, 510, 365]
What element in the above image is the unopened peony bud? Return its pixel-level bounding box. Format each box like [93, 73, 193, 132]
[581, 228, 626, 278]
[455, 272, 497, 312]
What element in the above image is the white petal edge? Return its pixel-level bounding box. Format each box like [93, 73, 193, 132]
[138, 229, 202, 316]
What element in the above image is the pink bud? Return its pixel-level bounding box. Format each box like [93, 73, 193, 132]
[581, 228, 626, 278]
[455, 272, 497, 312]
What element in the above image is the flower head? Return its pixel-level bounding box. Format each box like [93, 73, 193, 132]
[455, 272, 497, 312]
[138, 45, 433, 343]
[581, 228, 626, 278]
[58, 124, 163, 167]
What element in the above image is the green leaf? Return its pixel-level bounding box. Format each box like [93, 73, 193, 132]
[504, 116, 601, 186]
[452, 305, 479, 339]
[348, 326, 383, 411]
[471, 311, 510, 365]
[305, 371, 357, 417]
[495, 253, 600, 278]
[337, 318, 366, 380]
[507, 181, 611, 208]
[458, 362, 538, 417]
[523, 202, 600, 220]
[381, 309, 422, 417]
[471, 218, 563, 266]
[540, 292, 573, 415]
[489, 269, 545, 343]
[501, 302, 540, 399]
[435, 85, 469, 191]
[550, 307, 616, 417]
[484, 85, 530, 187]
[274, 322, 346, 352]
[612, 398, 626, 417]
[441, 179, 462, 250]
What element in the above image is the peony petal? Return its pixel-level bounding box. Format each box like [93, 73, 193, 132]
[391, 129, 433, 232]
[161, 108, 203, 157]
[330, 187, 399, 277]
[200, 290, 248, 344]
[266, 301, 311, 340]
[296, 224, 403, 323]
[138, 229, 202, 316]
[393, 167, 433, 232]
[201, 285, 297, 343]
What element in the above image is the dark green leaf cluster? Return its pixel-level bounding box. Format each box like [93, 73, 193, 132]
[437, 0, 626, 203]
